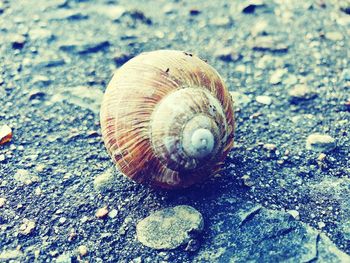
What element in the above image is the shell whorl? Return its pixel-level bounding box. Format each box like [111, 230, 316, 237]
[100, 50, 234, 189]
[150, 87, 227, 172]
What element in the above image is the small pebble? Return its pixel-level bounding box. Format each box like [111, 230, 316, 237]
[341, 69, 350, 81]
[318, 221, 326, 229]
[94, 167, 115, 192]
[34, 187, 42, 196]
[96, 206, 109, 218]
[29, 28, 54, 40]
[32, 75, 51, 85]
[306, 133, 336, 152]
[287, 210, 300, 220]
[256, 95, 272, 105]
[0, 197, 6, 207]
[94, 5, 125, 20]
[19, 219, 36, 235]
[240, 0, 265, 13]
[263, 143, 276, 151]
[0, 249, 23, 261]
[210, 16, 232, 27]
[269, 69, 286, 85]
[77, 245, 88, 257]
[325, 31, 344, 41]
[14, 169, 40, 185]
[317, 153, 327, 162]
[241, 175, 254, 187]
[251, 36, 289, 53]
[288, 84, 316, 101]
[11, 34, 26, 49]
[59, 39, 110, 54]
[283, 74, 298, 85]
[340, 3, 350, 14]
[0, 124, 12, 145]
[345, 100, 350, 110]
[56, 252, 72, 263]
[58, 217, 67, 225]
[29, 90, 46, 101]
[113, 51, 133, 66]
[229, 91, 251, 107]
[214, 47, 242, 62]
[189, 9, 201, 16]
[108, 209, 118, 219]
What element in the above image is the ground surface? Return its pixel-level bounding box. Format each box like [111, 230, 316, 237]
[0, 0, 350, 262]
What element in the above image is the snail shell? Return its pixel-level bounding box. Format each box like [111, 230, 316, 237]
[100, 50, 234, 189]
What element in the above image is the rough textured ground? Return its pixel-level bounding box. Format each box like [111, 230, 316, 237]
[0, 0, 350, 262]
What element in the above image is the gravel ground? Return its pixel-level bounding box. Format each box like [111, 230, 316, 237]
[0, 0, 350, 262]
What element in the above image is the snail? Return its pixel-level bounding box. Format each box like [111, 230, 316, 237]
[100, 50, 234, 189]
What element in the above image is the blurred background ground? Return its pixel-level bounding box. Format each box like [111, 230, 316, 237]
[0, 0, 349, 262]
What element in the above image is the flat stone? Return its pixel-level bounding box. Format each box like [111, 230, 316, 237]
[318, 233, 350, 261]
[194, 198, 350, 262]
[306, 133, 336, 152]
[136, 205, 204, 250]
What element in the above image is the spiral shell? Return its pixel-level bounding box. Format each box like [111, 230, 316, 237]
[100, 50, 234, 189]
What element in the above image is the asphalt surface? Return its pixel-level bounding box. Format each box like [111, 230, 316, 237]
[0, 0, 349, 262]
